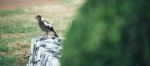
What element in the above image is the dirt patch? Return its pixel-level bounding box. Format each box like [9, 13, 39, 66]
[0, 0, 57, 10]
[8, 42, 30, 50]
[0, 41, 30, 57]
[1, 33, 31, 39]
[9, 42, 31, 66]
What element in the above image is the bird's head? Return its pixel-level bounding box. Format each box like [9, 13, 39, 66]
[35, 15, 44, 21]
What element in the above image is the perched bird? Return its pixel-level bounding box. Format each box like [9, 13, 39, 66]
[35, 15, 59, 38]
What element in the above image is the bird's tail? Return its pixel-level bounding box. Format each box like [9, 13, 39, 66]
[51, 27, 59, 37]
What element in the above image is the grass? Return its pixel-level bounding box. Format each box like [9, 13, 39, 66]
[0, 0, 83, 66]
[0, 8, 25, 16]
[0, 56, 17, 66]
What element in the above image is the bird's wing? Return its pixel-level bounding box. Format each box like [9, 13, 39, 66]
[43, 20, 59, 37]
[43, 20, 52, 27]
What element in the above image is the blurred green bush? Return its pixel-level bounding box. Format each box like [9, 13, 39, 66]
[61, 0, 150, 66]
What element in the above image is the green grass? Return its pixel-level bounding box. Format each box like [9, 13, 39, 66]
[0, 56, 17, 66]
[0, 8, 39, 34]
[0, 8, 42, 65]
[0, 39, 18, 52]
[0, 45, 9, 52]
[0, 8, 25, 16]
[0, 20, 38, 34]
[0, 7, 46, 66]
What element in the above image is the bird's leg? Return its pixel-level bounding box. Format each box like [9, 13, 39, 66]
[39, 32, 47, 40]
[43, 32, 47, 38]
[45, 32, 49, 38]
[41, 32, 45, 36]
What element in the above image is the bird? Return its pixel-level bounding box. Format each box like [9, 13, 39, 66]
[35, 15, 59, 39]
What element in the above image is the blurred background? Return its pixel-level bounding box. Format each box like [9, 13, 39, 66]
[0, 0, 83, 66]
[62, 0, 150, 66]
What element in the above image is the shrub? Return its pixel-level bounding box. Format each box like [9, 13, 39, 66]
[61, 0, 150, 66]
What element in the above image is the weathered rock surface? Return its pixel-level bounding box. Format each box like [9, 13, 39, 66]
[27, 36, 62, 66]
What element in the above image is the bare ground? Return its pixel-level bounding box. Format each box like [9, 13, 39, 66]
[0, 0, 57, 10]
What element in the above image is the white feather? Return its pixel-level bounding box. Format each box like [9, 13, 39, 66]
[41, 17, 45, 21]
[44, 21, 52, 27]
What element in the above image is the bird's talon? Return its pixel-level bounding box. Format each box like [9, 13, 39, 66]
[39, 38, 45, 41]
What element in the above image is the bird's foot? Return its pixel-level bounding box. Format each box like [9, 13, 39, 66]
[51, 36, 56, 39]
[39, 37, 46, 41]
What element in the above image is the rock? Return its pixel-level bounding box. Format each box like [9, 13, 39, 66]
[26, 36, 62, 66]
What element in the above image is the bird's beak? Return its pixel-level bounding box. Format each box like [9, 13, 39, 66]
[34, 17, 38, 19]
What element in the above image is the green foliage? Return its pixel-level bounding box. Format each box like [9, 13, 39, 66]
[62, 0, 150, 66]
[0, 56, 17, 66]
